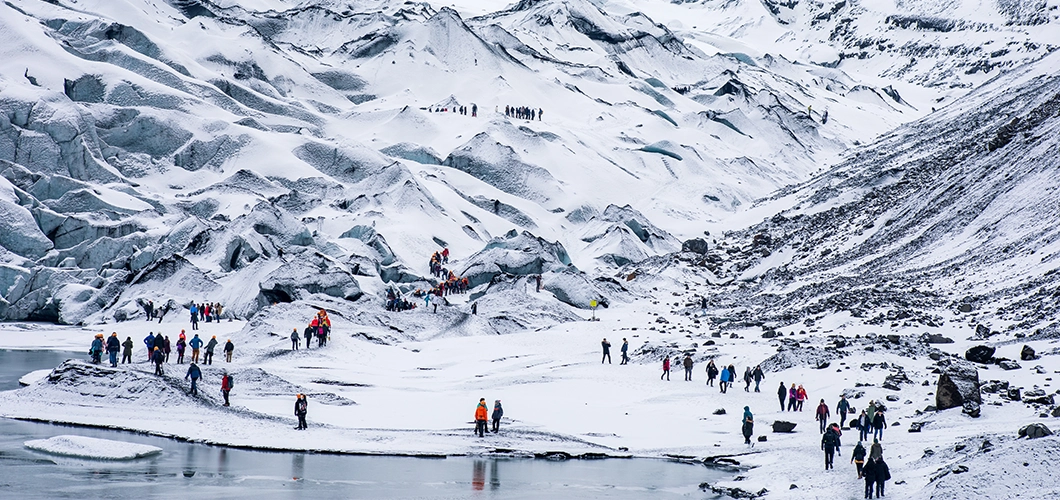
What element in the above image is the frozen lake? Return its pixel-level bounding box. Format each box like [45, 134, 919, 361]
[0, 350, 726, 499]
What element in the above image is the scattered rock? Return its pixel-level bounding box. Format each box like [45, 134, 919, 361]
[714, 408, 727, 415]
[681, 238, 709, 255]
[952, 465, 969, 474]
[1021, 345, 1038, 361]
[1051, 406, 1060, 418]
[772, 421, 797, 433]
[954, 444, 966, 452]
[842, 388, 865, 400]
[963, 401, 981, 418]
[1006, 388, 1022, 401]
[789, 484, 797, 489]
[816, 361, 831, 369]
[758, 435, 767, 442]
[958, 304, 973, 313]
[965, 345, 995, 364]
[998, 360, 1022, 370]
[1023, 389, 1055, 406]
[700, 483, 768, 499]
[761, 331, 779, 339]
[921, 333, 954, 344]
[1018, 423, 1053, 439]
[886, 395, 900, 402]
[908, 422, 925, 432]
[936, 363, 982, 411]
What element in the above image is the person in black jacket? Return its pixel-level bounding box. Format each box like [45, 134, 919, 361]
[601, 338, 611, 364]
[106, 333, 121, 367]
[491, 400, 503, 433]
[874, 457, 891, 498]
[706, 360, 719, 387]
[778, 381, 787, 411]
[121, 336, 134, 364]
[152, 347, 165, 376]
[294, 394, 308, 430]
[304, 326, 313, 350]
[851, 441, 867, 478]
[862, 457, 877, 499]
[872, 410, 887, 441]
[204, 336, 218, 365]
[752, 365, 765, 392]
[822, 424, 841, 470]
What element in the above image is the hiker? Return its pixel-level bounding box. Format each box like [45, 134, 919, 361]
[535, 274, 542, 292]
[742, 406, 754, 446]
[121, 336, 134, 364]
[163, 336, 171, 363]
[89, 334, 104, 364]
[778, 381, 787, 411]
[726, 364, 736, 390]
[706, 360, 718, 387]
[295, 394, 308, 430]
[787, 383, 798, 411]
[838, 395, 851, 427]
[866, 401, 877, 423]
[475, 398, 489, 437]
[620, 338, 629, 365]
[873, 457, 891, 498]
[491, 400, 503, 433]
[857, 410, 871, 441]
[304, 325, 313, 349]
[683, 354, 693, 381]
[796, 385, 807, 411]
[719, 365, 730, 393]
[156, 302, 170, 323]
[601, 338, 611, 364]
[204, 336, 218, 365]
[869, 438, 883, 461]
[852, 441, 867, 478]
[221, 371, 232, 406]
[224, 339, 234, 362]
[816, 399, 831, 434]
[752, 365, 764, 392]
[822, 423, 841, 470]
[661, 355, 671, 380]
[144, 300, 154, 321]
[190, 304, 199, 330]
[144, 332, 156, 361]
[743, 367, 752, 392]
[106, 333, 120, 367]
[153, 333, 166, 358]
[471, 302, 478, 315]
[185, 363, 202, 395]
[176, 333, 186, 363]
[291, 328, 300, 350]
[152, 347, 165, 376]
[872, 409, 887, 441]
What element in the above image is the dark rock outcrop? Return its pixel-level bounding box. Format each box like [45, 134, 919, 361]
[936, 363, 981, 411]
[965, 345, 995, 364]
[772, 421, 797, 433]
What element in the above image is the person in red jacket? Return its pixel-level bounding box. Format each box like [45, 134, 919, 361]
[661, 355, 671, 381]
[474, 398, 489, 437]
[816, 399, 831, 433]
[221, 371, 232, 406]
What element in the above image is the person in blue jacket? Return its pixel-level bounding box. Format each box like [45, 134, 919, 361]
[185, 363, 202, 395]
[719, 366, 730, 393]
[143, 332, 156, 361]
[189, 334, 203, 364]
[741, 406, 754, 445]
[106, 332, 121, 367]
[89, 334, 104, 364]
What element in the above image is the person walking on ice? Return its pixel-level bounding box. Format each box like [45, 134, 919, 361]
[475, 398, 489, 437]
[822, 422, 841, 470]
[224, 339, 234, 362]
[121, 336, 134, 364]
[620, 338, 629, 365]
[294, 394, 308, 430]
[106, 333, 120, 367]
[752, 365, 764, 392]
[291, 329, 300, 350]
[706, 360, 718, 386]
[816, 399, 831, 434]
[777, 381, 787, 411]
[221, 371, 233, 406]
[190, 334, 203, 363]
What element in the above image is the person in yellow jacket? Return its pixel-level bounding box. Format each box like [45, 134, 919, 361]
[474, 398, 489, 437]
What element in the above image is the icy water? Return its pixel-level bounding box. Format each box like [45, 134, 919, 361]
[0, 350, 727, 499]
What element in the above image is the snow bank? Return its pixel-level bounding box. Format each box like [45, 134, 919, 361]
[24, 435, 161, 460]
[18, 369, 50, 386]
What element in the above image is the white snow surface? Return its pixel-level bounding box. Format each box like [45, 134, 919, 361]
[24, 435, 162, 460]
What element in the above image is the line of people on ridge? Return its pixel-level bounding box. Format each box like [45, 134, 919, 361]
[428, 104, 477, 117]
[505, 105, 542, 121]
[290, 309, 332, 349]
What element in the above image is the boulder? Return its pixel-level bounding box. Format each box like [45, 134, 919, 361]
[257, 256, 362, 305]
[936, 363, 981, 411]
[1051, 406, 1060, 418]
[713, 408, 726, 415]
[965, 345, 995, 364]
[761, 331, 779, 339]
[1006, 388, 1022, 401]
[908, 422, 925, 432]
[962, 401, 981, 418]
[1018, 423, 1053, 439]
[681, 238, 709, 255]
[1023, 389, 1055, 406]
[757, 435, 767, 442]
[1021, 345, 1038, 361]
[920, 333, 954, 344]
[772, 421, 797, 433]
[998, 360, 1021, 371]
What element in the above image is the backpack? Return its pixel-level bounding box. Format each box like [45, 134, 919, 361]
[227, 374, 234, 388]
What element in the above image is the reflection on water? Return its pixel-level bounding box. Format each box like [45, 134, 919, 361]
[473, 459, 486, 491]
[491, 460, 500, 491]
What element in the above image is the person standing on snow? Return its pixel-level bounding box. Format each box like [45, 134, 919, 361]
[851, 441, 867, 478]
[741, 406, 754, 446]
[620, 338, 629, 365]
[89, 334, 104, 364]
[661, 355, 671, 381]
[872, 410, 887, 441]
[816, 399, 831, 434]
[121, 336, 134, 364]
[176, 333, 186, 364]
[304, 325, 313, 350]
[204, 336, 218, 365]
[291, 328, 300, 350]
[719, 365, 730, 393]
[796, 385, 807, 411]
[474, 398, 489, 437]
[788, 383, 798, 411]
[706, 360, 719, 387]
[221, 371, 232, 406]
[190, 333, 203, 364]
[294, 394, 308, 430]
[822, 423, 841, 470]
[163, 336, 171, 363]
[743, 367, 752, 392]
[778, 381, 787, 411]
[224, 339, 234, 362]
[185, 362, 202, 395]
[491, 400, 503, 433]
[683, 354, 693, 381]
[752, 365, 765, 392]
[601, 338, 611, 364]
[869, 438, 883, 461]
[144, 332, 156, 361]
[152, 347, 165, 376]
[873, 457, 891, 498]
[862, 457, 879, 499]
[106, 333, 121, 367]
[190, 304, 199, 331]
[727, 364, 737, 390]
[838, 395, 851, 427]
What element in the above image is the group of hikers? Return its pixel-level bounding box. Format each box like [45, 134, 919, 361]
[505, 105, 542, 121]
[779, 382, 809, 411]
[473, 398, 504, 437]
[290, 309, 332, 349]
[188, 302, 224, 330]
[141, 299, 173, 323]
[90, 330, 233, 372]
[386, 248, 472, 313]
[428, 104, 477, 117]
[818, 406, 892, 498]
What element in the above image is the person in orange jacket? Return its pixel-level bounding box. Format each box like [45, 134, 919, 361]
[474, 398, 489, 437]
